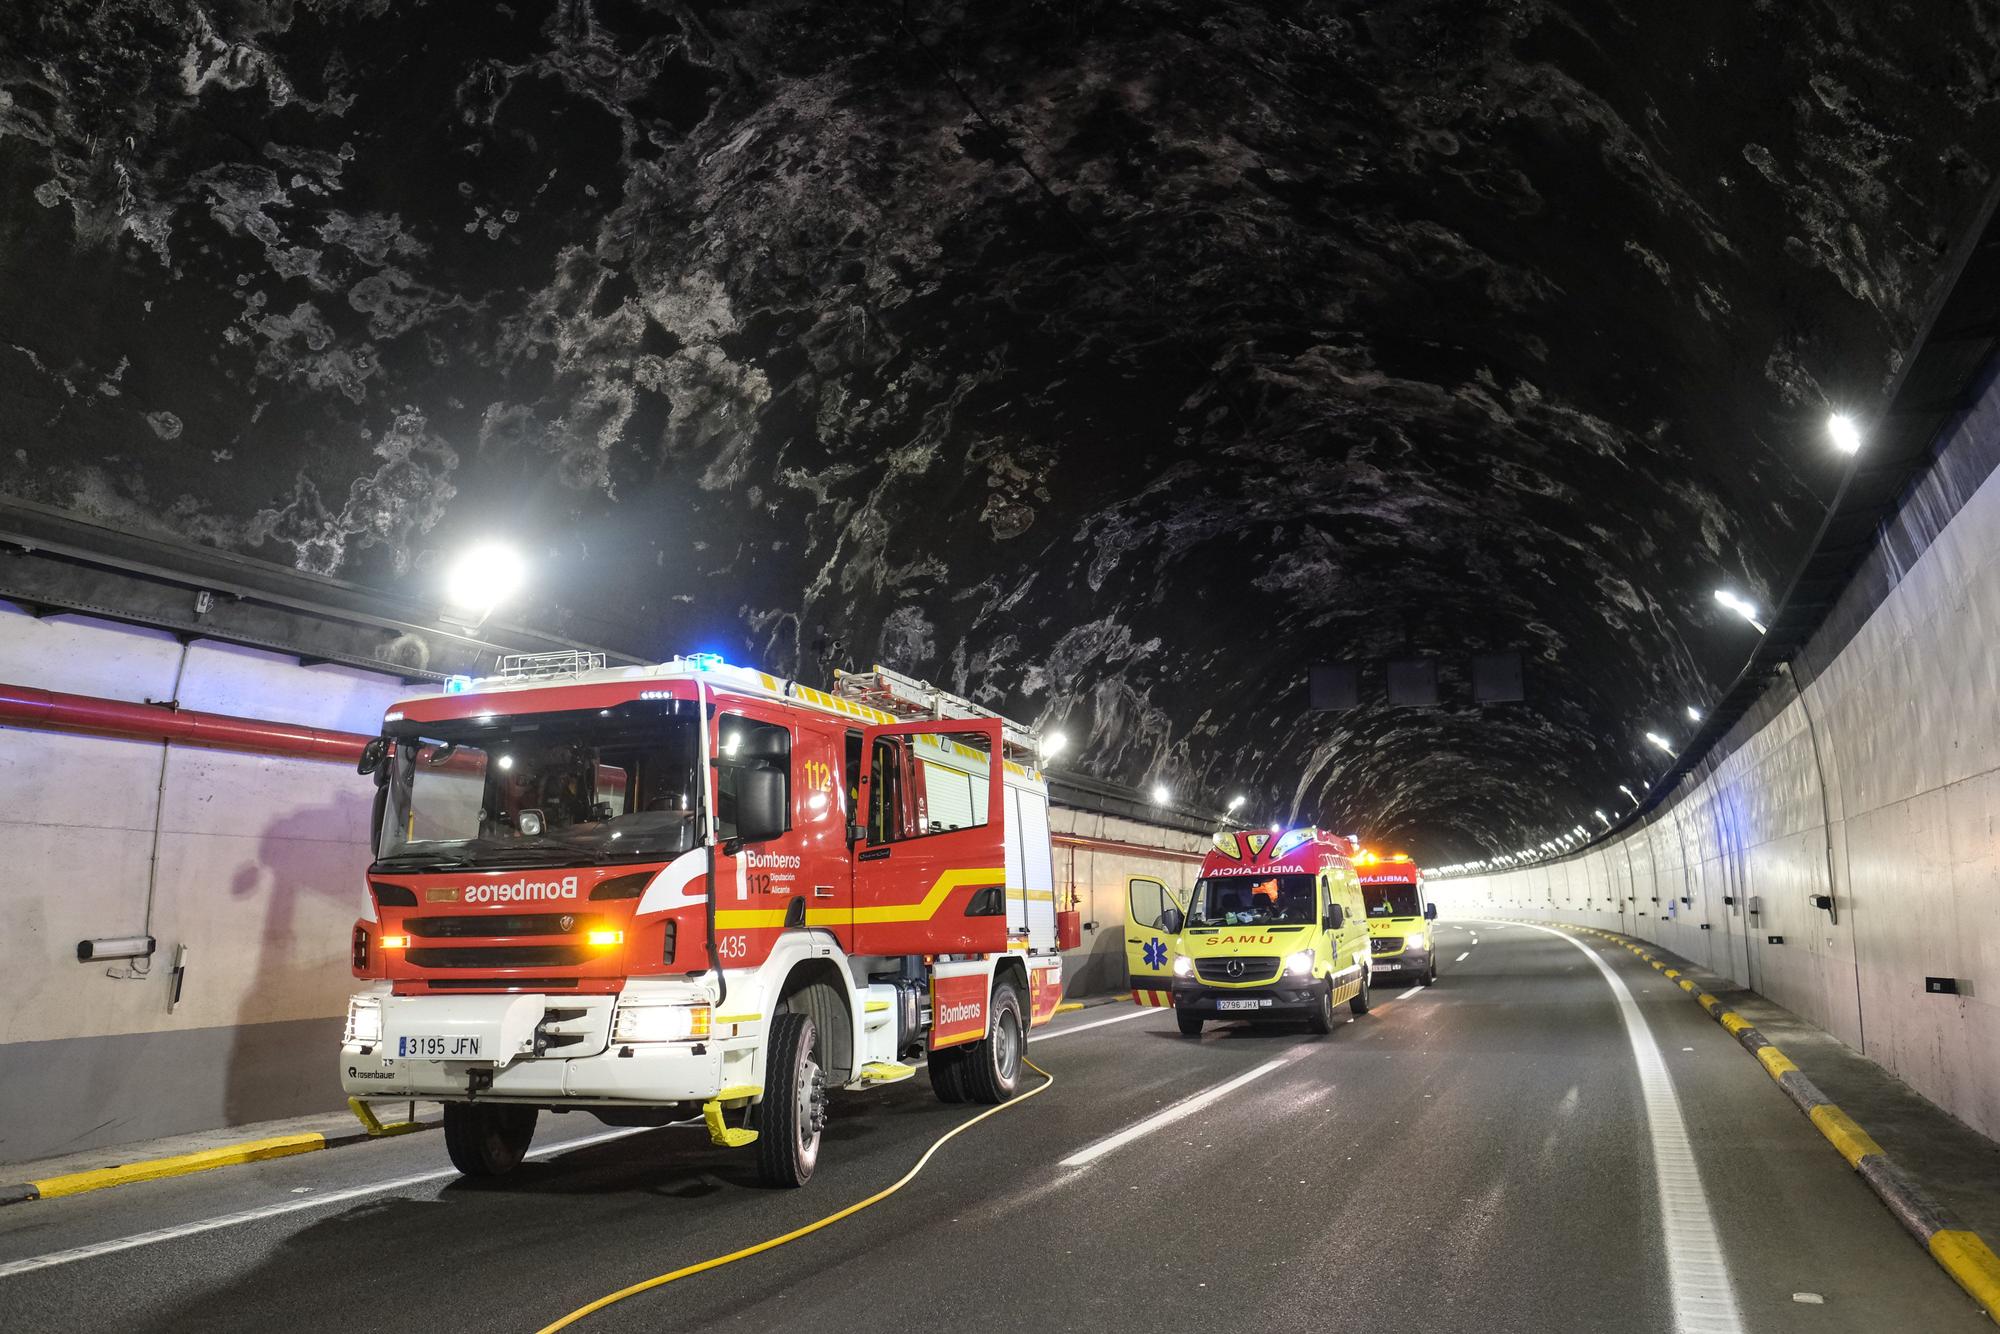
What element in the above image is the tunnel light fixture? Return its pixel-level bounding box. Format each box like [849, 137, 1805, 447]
[1227, 794, 1246, 811]
[1685, 705, 1703, 723]
[1594, 810, 1611, 827]
[1827, 412, 1862, 455]
[1645, 732, 1673, 754]
[1713, 589, 1767, 634]
[1151, 784, 1170, 805]
[1040, 731, 1067, 763]
[442, 540, 528, 627]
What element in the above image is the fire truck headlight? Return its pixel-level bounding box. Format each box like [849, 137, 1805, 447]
[1171, 954, 1194, 978]
[1285, 949, 1316, 978]
[612, 1002, 712, 1044]
[344, 996, 382, 1045]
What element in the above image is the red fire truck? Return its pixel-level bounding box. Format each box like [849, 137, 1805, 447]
[341, 653, 1063, 1186]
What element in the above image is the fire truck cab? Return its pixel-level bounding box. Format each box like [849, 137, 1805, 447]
[1142, 828, 1372, 1036]
[341, 653, 1062, 1187]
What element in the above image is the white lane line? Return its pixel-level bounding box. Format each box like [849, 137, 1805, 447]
[1396, 985, 1425, 1000]
[1038, 1006, 1158, 1041]
[1058, 1058, 1292, 1168]
[1455, 952, 1470, 962]
[1480, 920, 1744, 1334]
[3, 1006, 1166, 1278]
[0, 1126, 650, 1281]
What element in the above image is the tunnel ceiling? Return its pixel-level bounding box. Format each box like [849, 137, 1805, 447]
[5, 3, 1999, 862]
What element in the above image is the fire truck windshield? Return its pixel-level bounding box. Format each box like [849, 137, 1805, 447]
[375, 711, 701, 869]
[1187, 875, 1319, 927]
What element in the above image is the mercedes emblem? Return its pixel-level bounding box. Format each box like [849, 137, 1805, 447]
[1225, 958, 1245, 978]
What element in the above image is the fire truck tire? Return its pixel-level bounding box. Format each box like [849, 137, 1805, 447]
[961, 983, 1026, 1104]
[928, 1047, 970, 1103]
[443, 1103, 537, 1177]
[1349, 970, 1372, 1015]
[1306, 986, 1336, 1035]
[754, 1011, 827, 1188]
[1175, 1008, 1204, 1037]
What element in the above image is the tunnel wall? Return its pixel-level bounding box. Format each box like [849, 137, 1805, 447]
[0, 602, 1198, 1164]
[1430, 372, 2000, 1141]
[0, 600, 403, 1165]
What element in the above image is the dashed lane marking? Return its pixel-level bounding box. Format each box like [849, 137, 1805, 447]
[1396, 986, 1425, 1000]
[1455, 952, 1470, 962]
[1058, 1057, 1294, 1169]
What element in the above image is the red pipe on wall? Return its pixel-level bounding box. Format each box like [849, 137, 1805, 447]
[1051, 831, 1207, 864]
[0, 682, 1224, 860]
[0, 681, 372, 763]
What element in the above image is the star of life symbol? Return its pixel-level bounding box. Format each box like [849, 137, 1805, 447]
[1143, 937, 1168, 969]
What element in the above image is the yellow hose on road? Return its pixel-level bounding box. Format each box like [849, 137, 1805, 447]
[533, 1059, 1055, 1332]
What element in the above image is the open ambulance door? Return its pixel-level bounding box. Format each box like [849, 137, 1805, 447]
[851, 718, 1007, 958]
[1125, 876, 1187, 1006]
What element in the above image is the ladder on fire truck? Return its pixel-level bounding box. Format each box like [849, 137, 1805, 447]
[833, 664, 1043, 768]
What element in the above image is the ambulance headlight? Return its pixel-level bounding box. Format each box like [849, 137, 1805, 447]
[1172, 955, 1194, 978]
[344, 996, 382, 1045]
[612, 1002, 712, 1044]
[1407, 933, 1426, 952]
[1285, 948, 1316, 977]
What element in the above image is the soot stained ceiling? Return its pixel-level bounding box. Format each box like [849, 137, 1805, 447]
[4, 2, 1998, 862]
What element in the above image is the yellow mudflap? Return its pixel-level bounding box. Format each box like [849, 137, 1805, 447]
[701, 1085, 762, 1148]
[859, 1061, 916, 1086]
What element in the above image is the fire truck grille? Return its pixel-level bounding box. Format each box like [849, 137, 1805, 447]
[405, 914, 605, 939]
[1372, 936, 1404, 954]
[405, 945, 593, 969]
[1194, 957, 1281, 984]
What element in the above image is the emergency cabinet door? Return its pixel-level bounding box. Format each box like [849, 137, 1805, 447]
[1125, 876, 1185, 1006]
[852, 718, 1008, 957]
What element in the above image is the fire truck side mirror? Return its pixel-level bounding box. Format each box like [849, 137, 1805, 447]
[730, 768, 787, 847]
[357, 736, 389, 778]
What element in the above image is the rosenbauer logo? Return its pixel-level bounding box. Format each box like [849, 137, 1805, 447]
[463, 875, 580, 904]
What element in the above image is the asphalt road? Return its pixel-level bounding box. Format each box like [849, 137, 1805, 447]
[0, 922, 1986, 1333]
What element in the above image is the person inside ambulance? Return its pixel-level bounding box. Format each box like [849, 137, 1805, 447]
[1187, 875, 1316, 927]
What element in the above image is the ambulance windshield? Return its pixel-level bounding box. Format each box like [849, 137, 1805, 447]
[1365, 883, 1423, 918]
[376, 708, 701, 869]
[1187, 875, 1318, 928]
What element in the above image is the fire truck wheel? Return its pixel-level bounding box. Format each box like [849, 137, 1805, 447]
[1349, 970, 1372, 1015]
[961, 983, 1026, 1104]
[928, 1047, 970, 1103]
[1306, 985, 1336, 1035]
[755, 1011, 827, 1188]
[443, 1103, 537, 1177]
[1175, 1008, 1204, 1037]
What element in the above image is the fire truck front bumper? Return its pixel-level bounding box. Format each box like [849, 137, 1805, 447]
[338, 987, 751, 1106]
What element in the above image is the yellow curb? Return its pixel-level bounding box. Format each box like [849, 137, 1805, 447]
[1663, 968, 1680, 979]
[1931, 1230, 2000, 1316]
[1679, 979, 1697, 992]
[1697, 992, 1719, 1009]
[1756, 1046, 1799, 1080]
[1054, 1002, 1084, 1014]
[32, 1133, 326, 1200]
[1720, 1011, 1753, 1037]
[1809, 1104, 1886, 1169]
